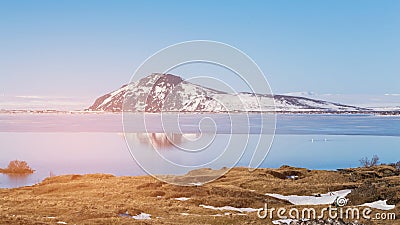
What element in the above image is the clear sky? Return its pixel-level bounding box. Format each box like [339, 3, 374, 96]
[1, 0, 399, 101]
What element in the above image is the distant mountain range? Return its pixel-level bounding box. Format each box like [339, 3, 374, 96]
[87, 73, 372, 113]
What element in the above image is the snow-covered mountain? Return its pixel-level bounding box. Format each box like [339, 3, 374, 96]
[87, 73, 367, 113]
[285, 92, 400, 112]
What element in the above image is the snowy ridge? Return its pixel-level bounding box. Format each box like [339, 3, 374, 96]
[88, 73, 366, 112]
[284, 92, 400, 112]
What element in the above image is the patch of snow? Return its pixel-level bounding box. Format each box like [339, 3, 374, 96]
[180, 212, 190, 216]
[175, 197, 190, 201]
[132, 212, 151, 220]
[199, 204, 260, 213]
[120, 212, 152, 220]
[273, 219, 309, 224]
[56, 222, 67, 225]
[360, 200, 395, 210]
[266, 189, 351, 205]
[272, 219, 295, 225]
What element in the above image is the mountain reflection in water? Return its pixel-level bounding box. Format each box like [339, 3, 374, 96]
[134, 133, 200, 150]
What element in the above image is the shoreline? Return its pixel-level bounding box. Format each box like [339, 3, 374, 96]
[1, 164, 398, 189]
[1, 109, 399, 116]
[2, 158, 400, 189]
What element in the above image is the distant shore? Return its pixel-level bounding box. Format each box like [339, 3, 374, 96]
[1, 109, 399, 115]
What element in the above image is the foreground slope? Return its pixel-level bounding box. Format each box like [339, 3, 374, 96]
[0, 166, 399, 224]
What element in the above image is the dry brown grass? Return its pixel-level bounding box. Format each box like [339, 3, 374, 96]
[0, 166, 399, 224]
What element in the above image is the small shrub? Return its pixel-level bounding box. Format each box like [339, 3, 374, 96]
[370, 155, 380, 166]
[359, 155, 380, 167]
[3, 160, 34, 174]
[359, 157, 369, 167]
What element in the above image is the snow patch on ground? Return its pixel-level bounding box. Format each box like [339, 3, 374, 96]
[272, 219, 296, 224]
[266, 189, 351, 205]
[175, 197, 190, 201]
[199, 204, 260, 213]
[360, 200, 395, 210]
[120, 212, 152, 220]
[180, 212, 248, 217]
[272, 219, 309, 224]
[131, 212, 151, 220]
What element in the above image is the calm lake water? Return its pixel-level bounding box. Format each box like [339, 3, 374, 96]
[0, 113, 399, 188]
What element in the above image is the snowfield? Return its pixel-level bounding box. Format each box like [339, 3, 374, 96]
[265, 189, 352, 205]
[199, 204, 261, 213]
[360, 200, 395, 210]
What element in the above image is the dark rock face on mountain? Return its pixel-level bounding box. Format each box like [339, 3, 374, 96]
[144, 74, 184, 112]
[87, 73, 366, 113]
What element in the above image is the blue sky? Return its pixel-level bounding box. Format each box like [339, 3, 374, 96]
[0, 0, 399, 100]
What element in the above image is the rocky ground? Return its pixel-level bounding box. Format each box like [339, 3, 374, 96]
[0, 165, 399, 225]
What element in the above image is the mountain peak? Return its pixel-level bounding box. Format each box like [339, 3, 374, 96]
[137, 73, 184, 87]
[148, 73, 183, 81]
